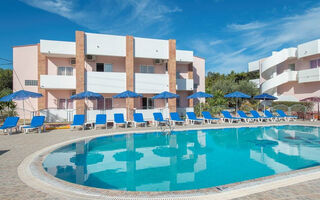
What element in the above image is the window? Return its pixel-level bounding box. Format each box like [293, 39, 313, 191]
[58, 99, 73, 109]
[25, 80, 38, 86]
[104, 64, 112, 72]
[140, 65, 154, 73]
[142, 97, 154, 109]
[95, 98, 112, 110]
[288, 64, 295, 71]
[96, 63, 113, 72]
[57, 67, 73, 76]
[310, 60, 320, 69]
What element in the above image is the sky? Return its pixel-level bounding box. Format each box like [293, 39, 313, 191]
[1, 0, 320, 74]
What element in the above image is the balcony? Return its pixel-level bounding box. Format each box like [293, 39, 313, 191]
[135, 73, 169, 93]
[176, 79, 194, 91]
[261, 70, 297, 93]
[86, 72, 126, 93]
[297, 39, 320, 58]
[176, 50, 193, 63]
[298, 68, 320, 83]
[40, 75, 76, 89]
[40, 40, 75, 57]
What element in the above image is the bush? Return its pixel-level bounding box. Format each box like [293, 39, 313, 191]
[271, 101, 313, 112]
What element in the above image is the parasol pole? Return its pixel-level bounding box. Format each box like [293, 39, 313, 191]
[318, 101, 319, 121]
[23, 99, 26, 125]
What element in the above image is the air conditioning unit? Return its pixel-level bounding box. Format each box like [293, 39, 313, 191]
[86, 55, 96, 61]
[154, 59, 165, 65]
[70, 58, 76, 65]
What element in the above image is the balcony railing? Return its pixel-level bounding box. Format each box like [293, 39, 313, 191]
[176, 79, 194, 91]
[86, 72, 126, 93]
[261, 70, 297, 93]
[298, 68, 320, 83]
[135, 73, 169, 93]
[40, 75, 76, 89]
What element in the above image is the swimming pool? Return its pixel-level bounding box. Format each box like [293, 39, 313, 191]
[43, 125, 320, 192]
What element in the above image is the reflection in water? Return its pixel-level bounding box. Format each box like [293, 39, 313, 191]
[43, 126, 320, 191]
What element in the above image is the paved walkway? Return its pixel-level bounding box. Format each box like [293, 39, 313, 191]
[1, 121, 320, 200]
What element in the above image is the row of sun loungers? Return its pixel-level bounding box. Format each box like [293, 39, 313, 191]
[0, 109, 298, 133]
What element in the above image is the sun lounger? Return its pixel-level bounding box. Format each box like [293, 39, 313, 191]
[237, 110, 256, 123]
[95, 114, 107, 129]
[264, 110, 284, 121]
[276, 110, 298, 121]
[133, 113, 147, 127]
[221, 111, 241, 123]
[170, 112, 185, 126]
[153, 112, 168, 127]
[23, 116, 45, 133]
[186, 112, 204, 125]
[250, 110, 272, 122]
[0, 116, 19, 135]
[202, 111, 220, 124]
[70, 114, 85, 130]
[114, 113, 128, 128]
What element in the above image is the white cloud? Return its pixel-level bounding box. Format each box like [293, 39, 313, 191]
[227, 22, 266, 31]
[20, 0, 182, 37]
[193, 5, 320, 74]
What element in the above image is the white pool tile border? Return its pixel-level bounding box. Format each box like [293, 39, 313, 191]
[17, 122, 320, 200]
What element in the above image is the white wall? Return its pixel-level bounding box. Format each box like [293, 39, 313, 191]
[176, 50, 193, 62]
[134, 73, 169, 93]
[85, 72, 126, 93]
[297, 39, 320, 58]
[134, 37, 169, 59]
[40, 40, 75, 57]
[248, 60, 260, 72]
[40, 75, 76, 90]
[85, 33, 126, 57]
[261, 48, 297, 74]
[298, 68, 320, 83]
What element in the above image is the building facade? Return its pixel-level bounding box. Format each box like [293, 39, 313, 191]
[248, 39, 320, 109]
[13, 31, 205, 122]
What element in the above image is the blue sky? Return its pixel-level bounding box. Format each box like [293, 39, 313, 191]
[1, 0, 320, 73]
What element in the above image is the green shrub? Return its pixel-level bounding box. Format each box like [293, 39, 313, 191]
[271, 101, 313, 112]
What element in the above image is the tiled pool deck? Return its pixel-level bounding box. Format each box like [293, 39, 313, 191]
[1, 121, 320, 200]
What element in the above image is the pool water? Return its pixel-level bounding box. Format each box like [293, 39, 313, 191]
[43, 125, 320, 191]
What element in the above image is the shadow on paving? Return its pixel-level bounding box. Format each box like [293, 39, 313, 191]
[0, 150, 9, 156]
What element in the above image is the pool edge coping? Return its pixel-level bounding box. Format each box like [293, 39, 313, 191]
[17, 122, 320, 200]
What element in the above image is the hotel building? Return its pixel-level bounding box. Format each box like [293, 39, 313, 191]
[248, 39, 320, 109]
[13, 31, 205, 122]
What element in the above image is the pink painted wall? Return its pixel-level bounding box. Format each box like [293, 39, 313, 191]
[193, 56, 205, 93]
[85, 56, 125, 72]
[177, 91, 190, 108]
[134, 58, 166, 74]
[47, 57, 74, 75]
[176, 63, 188, 79]
[13, 45, 39, 119]
[47, 90, 73, 108]
[88, 93, 126, 109]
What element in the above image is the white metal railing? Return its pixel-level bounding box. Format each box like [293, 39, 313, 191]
[135, 108, 169, 121]
[40, 109, 75, 122]
[86, 108, 127, 122]
[177, 107, 194, 117]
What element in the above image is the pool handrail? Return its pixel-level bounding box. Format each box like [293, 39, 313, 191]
[133, 113, 147, 127]
[221, 110, 241, 123]
[201, 111, 220, 124]
[186, 112, 204, 125]
[114, 113, 128, 128]
[70, 114, 85, 130]
[23, 116, 46, 133]
[0, 116, 19, 135]
[95, 114, 107, 129]
[170, 112, 185, 126]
